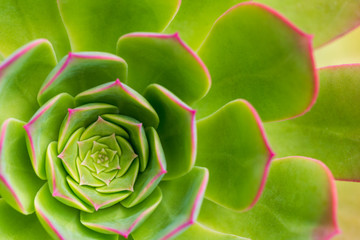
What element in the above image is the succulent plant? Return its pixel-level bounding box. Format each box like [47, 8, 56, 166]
[1, 0, 360, 240]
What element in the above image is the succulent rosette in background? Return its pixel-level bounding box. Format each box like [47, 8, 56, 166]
[4, 0, 360, 239]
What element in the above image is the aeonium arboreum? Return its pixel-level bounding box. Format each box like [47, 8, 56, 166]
[0, 1, 340, 240]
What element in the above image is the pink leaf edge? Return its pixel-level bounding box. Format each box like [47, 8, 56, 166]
[201, 1, 318, 122]
[35, 208, 64, 240]
[39, 52, 126, 95]
[118, 32, 212, 92]
[240, 99, 275, 211]
[0, 119, 25, 213]
[163, 168, 209, 240]
[276, 156, 340, 240]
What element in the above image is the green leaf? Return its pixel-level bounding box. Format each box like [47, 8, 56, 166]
[265, 66, 360, 180]
[25, 93, 74, 180]
[81, 116, 129, 140]
[0, 119, 44, 214]
[163, 0, 247, 50]
[334, 181, 360, 239]
[117, 32, 210, 105]
[67, 176, 131, 211]
[315, 26, 360, 68]
[102, 114, 149, 172]
[0, 199, 50, 239]
[35, 184, 118, 240]
[38, 52, 128, 105]
[197, 100, 273, 211]
[0, 0, 70, 59]
[0, 39, 57, 126]
[176, 222, 248, 240]
[256, 0, 360, 47]
[121, 128, 166, 208]
[132, 167, 208, 240]
[58, 128, 84, 183]
[58, 0, 180, 53]
[46, 142, 94, 213]
[144, 84, 196, 180]
[194, 2, 317, 122]
[115, 137, 138, 177]
[76, 80, 159, 128]
[81, 187, 162, 238]
[58, 103, 119, 152]
[198, 157, 339, 240]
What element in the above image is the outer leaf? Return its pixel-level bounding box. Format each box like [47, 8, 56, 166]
[315, 26, 360, 68]
[58, 0, 180, 53]
[0, 119, 44, 214]
[35, 184, 118, 240]
[38, 52, 127, 105]
[0, 39, 57, 126]
[176, 222, 248, 240]
[121, 128, 166, 208]
[46, 142, 94, 213]
[197, 99, 273, 211]
[0, 199, 50, 239]
[0, 0, 70, 59]
[256, 0, 360, 47]
[144, 84, 196, 180]
[81, 187, 162, 238]
[132, 167, 209, 240]
[198, 157, 339, 240]
[163, 0, 247, 50]
[265, 65, 360, 180]
[25, 93, 74, 180]
[75, 80, 159, 128]
[334, 181, 360, 239]
[117, 32, 210, 105]
[194, 2, 317, 122]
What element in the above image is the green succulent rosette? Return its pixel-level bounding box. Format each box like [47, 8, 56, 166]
[0, 0, 348, 239]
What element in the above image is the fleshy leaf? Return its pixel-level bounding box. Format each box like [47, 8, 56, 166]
[198, 157, 339, 240]
[0, 119, 44, 214]
[334, 181, 360, 239]
[121, 128, 166, 208]
[76, 80, 159, 128]
[117, 32, 210, 104]
[38, 52, 127, 105]
[197, 99, 273, 211]
[265, 65, 360, 180]
[194, 2, 317, 122]
[0, 199, 50, 239]
[102, 114, 149, 172]
[256, 0, 360, 47]
[25, 93, 74, 180]
[0, 0, 70, 59]
[81, 116, 129, 140]
[144, 84, 196, 180]
[58, 103, 118, 152]
[97, 159, 139, 193]
[46, 142, 94, 213]
[0, 39, 57, 126]
[35, 184, 118, 240]
[58, 128, 84, 183]
[163, 0, 247, 50]
[132, 167, 208, 240]
[315, 26, 360, 68]
[115, 137, 138, 177]
[58, 0, 180, 53]
[81, 187, 162, 238]
[67, 177, 131, 211]
[176, 222, 248, 240]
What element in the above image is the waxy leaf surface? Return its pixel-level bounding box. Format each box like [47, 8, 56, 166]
[195, 2, 317, 122]
[197, 99, 273, 211]
[198, 157, 338, 240]
[265, 66, 360, 180]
